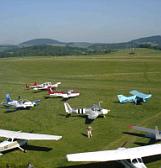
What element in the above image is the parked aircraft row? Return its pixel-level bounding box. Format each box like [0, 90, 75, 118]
[1, 94, 109, 121]
[26, 81, 80, 100]
[1, 81, 156, 168]
[0, 82, 63, 154]
[26, 81, 152, 104]
[1, 86, 152, 121]
[65, 90, 155, 168]
[2, 89, 151, 111]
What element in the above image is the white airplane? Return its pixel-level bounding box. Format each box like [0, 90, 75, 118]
[26, 81, 61, 91]
[64, 102, 110, 120]
[67, 143, 161, 168]
[2, 94, 40, 110]
[0, 129, 62, 154]
[46, 88, 80, 99]
[129, 125, 161, 140]
[117, 90, 152, 104]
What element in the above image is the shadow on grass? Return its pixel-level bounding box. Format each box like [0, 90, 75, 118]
[134, 138, 159, 146]
[1, 144, 52, 156]
[113, 100, 120, 104]
[5, 108, 31, 113]
[123, 132, 161, 145]
[58, 113, 93, 124]
[24, 144, 52, 152]
[143, 154, 161, 164]
[59, 113, 84, 118]
[5, 109, 17, 113]
[123, 131, 147, 138]
[81, 133, 88, 137]
[44, 96, 61, 99]
[113, 100, 142, 105]
[44, 96, 76, 101]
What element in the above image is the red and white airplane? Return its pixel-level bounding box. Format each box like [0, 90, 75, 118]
[26, 82, 61, 91]
[46, 88, 80, 99]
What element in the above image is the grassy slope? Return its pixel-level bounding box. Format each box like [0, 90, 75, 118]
[0, 48, 160, 167]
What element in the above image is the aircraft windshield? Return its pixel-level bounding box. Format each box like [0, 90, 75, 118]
[7, 138, 13, 142]
[131, 158, 138, 164]
[138, 158, 143, 163]
[91, 105, 102, 111]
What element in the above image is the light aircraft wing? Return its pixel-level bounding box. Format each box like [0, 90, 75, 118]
[91, 104, 100, 111]
[129, 90, 151, 99]
[0, 129, 62, 140]
[129, 125, 156, 134]
[1, 103, 17, 109]
[87, 112, 99, 120]
[1, 102, 13, 107]
[67, 144, 161, 162]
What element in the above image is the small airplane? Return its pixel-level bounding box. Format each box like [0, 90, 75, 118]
[129, 125, 161, 141]
[46, 88, 80, 100]
[117, 90, 152, 104]
[0, 128, 62, 154]
[26, 81, 61, 91]
[66, 143, 161, 168]
[64, 102, 110, 120]
[2, 94, 40, 110]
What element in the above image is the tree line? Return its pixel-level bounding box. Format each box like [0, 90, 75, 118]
[0, 45, 112, 57]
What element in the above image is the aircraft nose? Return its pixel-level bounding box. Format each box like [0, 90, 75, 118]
[102, 109, 110, 114]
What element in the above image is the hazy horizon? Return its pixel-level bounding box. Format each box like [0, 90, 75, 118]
[1, 0, 161, 45]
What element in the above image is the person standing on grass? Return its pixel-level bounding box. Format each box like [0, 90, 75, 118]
[87, 125, 93, 138]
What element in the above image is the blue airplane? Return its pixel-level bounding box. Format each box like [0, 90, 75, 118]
[117, 90, 152, 104]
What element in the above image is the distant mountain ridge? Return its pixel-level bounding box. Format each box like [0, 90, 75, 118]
[131, 35, 161, 44]
[20, 38, 65, 47]
[18, 35, 161, 49]
[0, 35, 161, 57]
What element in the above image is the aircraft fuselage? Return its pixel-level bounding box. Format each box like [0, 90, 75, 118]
[0, 139, 27, 153]
[119, 158, 147, 168]
[8, 100, 35, 109]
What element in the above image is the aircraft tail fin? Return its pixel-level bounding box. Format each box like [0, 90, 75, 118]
[6, 94, 12, 103]
[32, 99, 41, 106]
[64, 102, 72, 114]
[155, 126, 161, 140]
[33, 81, 38, 86]
[25, 84, 30, 89]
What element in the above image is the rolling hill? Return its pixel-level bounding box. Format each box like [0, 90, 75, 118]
[19, 38, 65, 47]
[18, 35, 161, 49]
[0, 35, 161, 57]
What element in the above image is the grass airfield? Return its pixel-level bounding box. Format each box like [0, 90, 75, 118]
[0, 48, 161, 168]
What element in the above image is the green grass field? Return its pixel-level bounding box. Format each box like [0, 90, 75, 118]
[0, 48, 161, 168]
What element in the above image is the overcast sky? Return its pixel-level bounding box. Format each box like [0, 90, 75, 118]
[0, 0, 161, 44]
